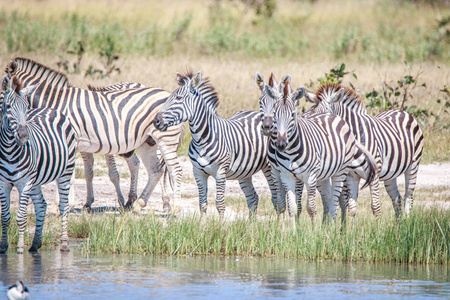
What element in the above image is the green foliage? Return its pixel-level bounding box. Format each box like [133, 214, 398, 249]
[85, 33, 122, 79]
[0, 4, 447, 63]
[61, 207, 450, 264]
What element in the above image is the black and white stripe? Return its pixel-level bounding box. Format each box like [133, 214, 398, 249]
[0, 75, 77, 254]
[307, 83, 424, 218]
[6, 57, 184, 213]
[267, 79, 370, 224]
[154, 71, 277, 217]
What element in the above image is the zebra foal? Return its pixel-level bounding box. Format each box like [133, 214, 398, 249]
[154, 71, 277, 218]
[267, 78, 376, 224]
[306, 83, 424, 218]
[0, 75, 77, 254]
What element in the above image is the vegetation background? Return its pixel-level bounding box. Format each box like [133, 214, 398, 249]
[0, 0, 449, 261]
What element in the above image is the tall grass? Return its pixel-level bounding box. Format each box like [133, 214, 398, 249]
[59, 207, 450, 264]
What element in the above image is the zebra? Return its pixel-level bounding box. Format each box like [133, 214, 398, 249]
[266, 78, 376, 224]
[0, 75, 77, 254]
[6, 57, 184, 213]
[5, 58, 144, 211]
[154, 71, 278, 218]
[255, 73, 304, 217]
[305, 83, 424, 218]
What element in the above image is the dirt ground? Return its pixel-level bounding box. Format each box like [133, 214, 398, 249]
[7, 155, 450, 218]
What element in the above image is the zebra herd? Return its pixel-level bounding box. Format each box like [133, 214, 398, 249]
[0, 57, 424, 253]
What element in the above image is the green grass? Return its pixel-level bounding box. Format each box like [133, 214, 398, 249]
[63, 207, 449, 264]
[0, 0, 448, 63]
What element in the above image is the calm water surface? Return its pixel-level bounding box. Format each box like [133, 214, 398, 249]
[0, 244, 449, 299]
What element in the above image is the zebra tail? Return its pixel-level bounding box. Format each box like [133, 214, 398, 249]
[355, 141, 377, 190]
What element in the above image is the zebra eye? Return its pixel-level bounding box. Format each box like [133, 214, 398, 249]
[176, 95, 182, 100]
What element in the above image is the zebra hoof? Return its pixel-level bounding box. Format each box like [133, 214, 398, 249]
[163, 202, 172, 214]
[132, 198, 146, 214]
[17, 248, 24, 255]
[28, 244, 41, 253]
[83, 204, 92, 213]
[60, 245, 70, 252]
[0, 246, 8, 253]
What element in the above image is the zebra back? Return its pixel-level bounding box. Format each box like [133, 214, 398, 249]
[307, 83, 423, 180]
[87, 82, 145, 92]
[6, 57, 71, 88]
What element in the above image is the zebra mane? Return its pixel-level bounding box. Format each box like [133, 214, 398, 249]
[11, 75, 24, 93]
[316, 83, 366, 110]
[87, 82, 145, 92]
[180, 71, 219, 112]
[7, 57, 71, 88]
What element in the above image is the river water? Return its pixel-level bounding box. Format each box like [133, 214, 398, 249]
[0, 245, 449, 299]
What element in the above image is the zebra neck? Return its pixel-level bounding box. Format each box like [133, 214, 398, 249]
[336, 104, 369, 141]
[0, 130, 29, 161]
[188, 103, 221, 146]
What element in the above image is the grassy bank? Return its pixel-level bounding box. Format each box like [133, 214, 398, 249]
[4, 205, 449, 264]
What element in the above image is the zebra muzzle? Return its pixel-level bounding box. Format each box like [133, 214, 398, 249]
[15, 124, 29, 146]
[276, 133, 288, 152]
[261, 116, 274, 136]
[153, 112, 168, 131]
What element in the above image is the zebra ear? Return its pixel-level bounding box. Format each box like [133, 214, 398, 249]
[330, 88, 345, 103]
[1, 76, 10, 93]
[20, 84, 38, 98]
[292, 87, 306, 107]
[268, 73, 278, 88]
[191, 72, 202, 89]
[280, 75, 290, 87]
[304, 92, 319, 103]
[176, 73, 185, 86]
[264, 84, 278, 100]
[255, 72, 265, 91]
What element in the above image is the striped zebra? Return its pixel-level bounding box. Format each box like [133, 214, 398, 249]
[266, 78, 376, 224]
[5, 58, 144, 211]
[305, 83, 424, 217]
[6, 57, 184, 213]
[154, 71, 277, 217]
[0, 75, 77, 254]
[255, 73, 304, 216]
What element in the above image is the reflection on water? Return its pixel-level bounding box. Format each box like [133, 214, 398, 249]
[0, 244, 449, 299]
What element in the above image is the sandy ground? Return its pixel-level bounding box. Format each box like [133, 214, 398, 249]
[7, 156, 450, 218]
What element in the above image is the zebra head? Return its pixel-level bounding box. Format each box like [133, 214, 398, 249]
[306, 83, 345, 114]
[154, 71, 202, 131]
[0, 75, 38, 146]
[255, 72, 289, 136]
[268, 78, 305, 152]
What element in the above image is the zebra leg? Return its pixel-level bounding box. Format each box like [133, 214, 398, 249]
[305, 175, 319, 224]
[133, 144, 164, 213]
[193, 167, 209, 215]
[238, 177, 259, 217]
[384, 178, 402, 219]
[16, 184, 33, 254]
[316, 180, 331, 223]
[344, 172, 361, 219]
[156, 138, 183, 214]
[214, 171, 227, 220]
[262, 163, 278, 213]
[403, 165, 419, 216]
[369, 174, 381, 220]
[280, 173, 298, 228]
[80, 152, 95, 210]
[0, 182, 13, 253]
[295, 181, 304, 217]
[329, 173, 347, 221]
[122, 152, 140, 209]
[29, 186, 46, 252]
[271, 167, 285, 215]
[104, 154, 126, 210]
[56, 175, 72, 252]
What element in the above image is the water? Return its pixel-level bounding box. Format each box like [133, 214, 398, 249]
[0, 245, 449, 299]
